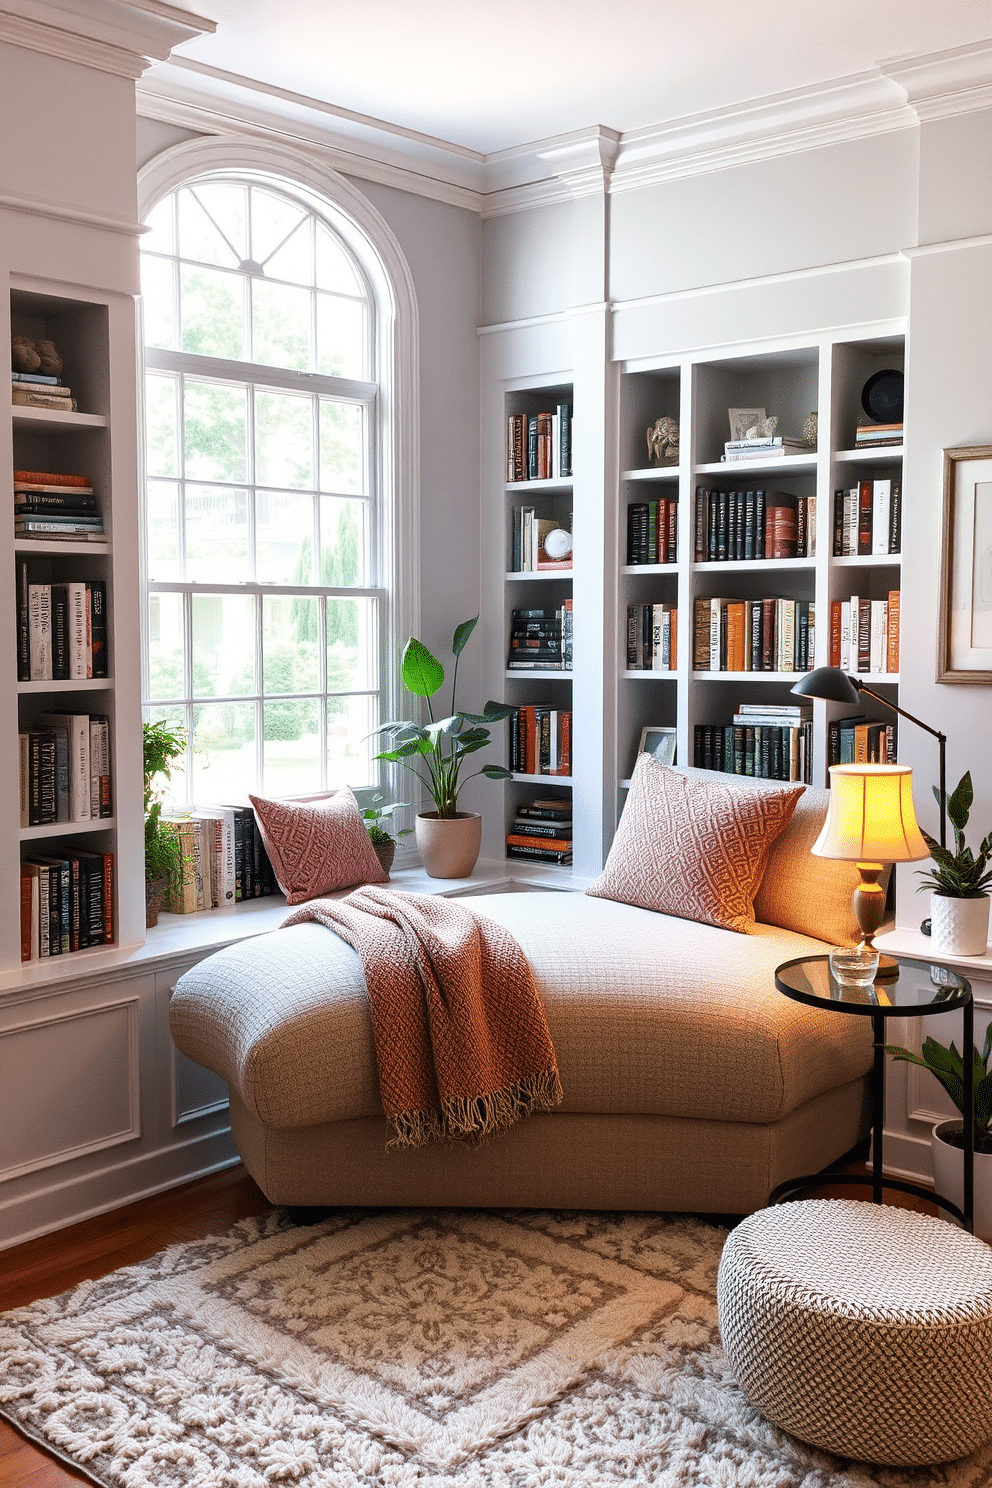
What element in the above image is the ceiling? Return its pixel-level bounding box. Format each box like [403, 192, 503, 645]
[167, 0, 992, 157]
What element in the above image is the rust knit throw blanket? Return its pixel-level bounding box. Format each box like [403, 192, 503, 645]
[282, 886, 562, 1149]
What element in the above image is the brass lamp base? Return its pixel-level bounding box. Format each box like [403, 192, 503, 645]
[854, 862, 899, 980]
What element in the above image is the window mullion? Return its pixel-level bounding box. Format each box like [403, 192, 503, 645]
[255, 594, 265, 793]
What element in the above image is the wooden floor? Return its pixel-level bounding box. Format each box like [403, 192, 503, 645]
[0, 1159, 935, 1487]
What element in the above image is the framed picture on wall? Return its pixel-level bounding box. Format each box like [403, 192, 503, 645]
[937, 445, 992, 682]
[638, 726, 677, 766]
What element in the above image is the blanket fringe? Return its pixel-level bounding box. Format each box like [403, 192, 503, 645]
[387, 1068, 564, 1151]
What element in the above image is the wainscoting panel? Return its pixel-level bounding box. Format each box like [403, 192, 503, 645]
[0, 998, 139, 1180]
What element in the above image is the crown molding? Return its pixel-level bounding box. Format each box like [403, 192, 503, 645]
[481, 127, 621, 217]
[0, 189, 143, 234]
[0, 0, 213, 79]
[137, 58, 486, 213]
[880, 38, 992, 121]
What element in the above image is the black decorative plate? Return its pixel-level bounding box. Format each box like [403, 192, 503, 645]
[861, 369, 904, 423]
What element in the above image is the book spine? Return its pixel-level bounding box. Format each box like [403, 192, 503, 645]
[887, 589, 900, 673]
[90, 581, 108, 677]
[889, 481, 902, 554]
[28, 584, 52, 681]
[17, 561, 30, 682]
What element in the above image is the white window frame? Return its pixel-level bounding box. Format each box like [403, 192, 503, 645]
[137, 139, 420, 809]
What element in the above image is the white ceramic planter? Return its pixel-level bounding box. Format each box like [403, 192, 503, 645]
[415, 811, 482, 879]
[931, 1120, 992, 1240]
[930, 893, 991, 957]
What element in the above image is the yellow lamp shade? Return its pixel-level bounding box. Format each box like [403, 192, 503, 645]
[813, 764, 929, 864]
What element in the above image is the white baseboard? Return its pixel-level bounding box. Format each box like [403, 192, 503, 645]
[0, 1125, 238, 1252]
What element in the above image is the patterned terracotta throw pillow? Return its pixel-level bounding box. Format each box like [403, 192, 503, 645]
[586, 757, 804, 933]
[249, 787, 387, 905]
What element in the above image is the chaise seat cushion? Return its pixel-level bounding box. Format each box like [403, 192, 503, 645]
[169, 892, 871, 1134]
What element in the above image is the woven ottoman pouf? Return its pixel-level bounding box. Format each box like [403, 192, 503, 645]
[717, 1198, 992, 1465]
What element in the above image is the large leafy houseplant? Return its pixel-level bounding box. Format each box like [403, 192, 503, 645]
[917, 772, 992, 899]
[373, 616, 513, 817]
[885, 1025, 992, 1155]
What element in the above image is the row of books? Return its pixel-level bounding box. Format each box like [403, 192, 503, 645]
[721, 435, 808, 463]
[827, 716, 898, 765]
[626, 603, 678, 671]
[507, 603, 573, 671]
[854, 421, 902, 449]
[506, 406, 573, 483]
[831, 480, 901, 556]
[19, 714, 111, 825]
[511, 510, 572, 572]
[693, 707, 814, 782]
[626, 499, 678, 565]
[17, 567, 108, 682]
[14, 469, 104, 542]
[162, 806, 280, 914]
[506, 796, 572, 865]
[20, 850, 114, 962]
[828, 592, 900, 674]
[694, 487, 814, 563]
[692, 596, 815, 674]
[507, 706, 571, 777]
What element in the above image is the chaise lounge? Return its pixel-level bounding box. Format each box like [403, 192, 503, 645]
[169, 768, 874, 1216]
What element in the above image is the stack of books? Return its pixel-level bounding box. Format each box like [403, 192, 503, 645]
[506, 405, 572, 483]
[11, 372, 77, 412]
[17, 565, 108, 682]
[162, 805, 280, 914]
[21, 850, 114, 961]
[19, 713, 112, 825]
[693, 596, 815, 673]
[507, 706, 571, 776]
[693, 703, 813, 782]
[694, 487, 813, 562]
[626, 498, 677, 564]
[854, 422, 903, 449]
[828, 591, 900, 674]
[507, 603, 572, 670]
[14, 469, 103, 542]
[832, 480, 901, 556]
[626, 603, 678, 671]
[721, 436, 808, 463]
[506, 797, 572, 865]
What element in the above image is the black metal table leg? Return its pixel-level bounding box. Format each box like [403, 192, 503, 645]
[872, 1010, 885, 1204]
[964, 995, 974, 1232]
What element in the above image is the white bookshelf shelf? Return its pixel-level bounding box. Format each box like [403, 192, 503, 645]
[691, 557, 814, 573]
[20, 818, 116, 842]
[18, 677, 113, 693]
[695, 454, 817, 476]
[12, 407, 107, 432]
[835, 447, 903, 462]
[505, 569, 572, 581]
[832, 553, 901, 567]
[623, 466, 680, 482]
[15, 539, 110, 555]
[505, 478, 572, 495]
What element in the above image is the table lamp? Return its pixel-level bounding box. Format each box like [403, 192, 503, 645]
[813, 763, 929, 978]
[791, 667, 947, 849]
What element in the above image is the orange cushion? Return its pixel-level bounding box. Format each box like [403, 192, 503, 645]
[586, 756, 803, 933]
[249, 787, 387, 906]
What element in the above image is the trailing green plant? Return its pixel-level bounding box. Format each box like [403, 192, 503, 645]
[373, 616, 514, 818]
[143, 719, 187, 885]
[361, 794, 413, 848]
[885, 1025, 992, 1155]
[917, 772, 992, 899]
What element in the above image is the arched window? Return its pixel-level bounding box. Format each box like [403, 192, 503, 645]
[138, 150, 417, 810]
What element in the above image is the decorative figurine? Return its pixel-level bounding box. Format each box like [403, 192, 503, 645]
[543, 528, 572, 560]
[744, 414, 778, 439]
[803, 410, 818, 448]
[646, 416, 679, 465]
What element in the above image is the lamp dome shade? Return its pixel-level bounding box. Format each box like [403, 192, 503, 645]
[813, 764, 929, 863]
[791, 667, 862, 705]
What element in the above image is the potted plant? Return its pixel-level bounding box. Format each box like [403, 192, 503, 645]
[885, 1026, 992, 1239]
[144, 718, 187, 926]
[917, 772, 992, 955]
[373, 616, 514, 878]
[361, 793, 412, 878]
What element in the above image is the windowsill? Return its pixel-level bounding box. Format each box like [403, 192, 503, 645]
[0, 859, 584, 1001]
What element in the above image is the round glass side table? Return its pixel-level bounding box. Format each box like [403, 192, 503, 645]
[772, 954, 974, 1229]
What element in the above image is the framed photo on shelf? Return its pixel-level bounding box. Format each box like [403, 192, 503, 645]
[728, 407, 766, 441]
[638, 726, 677, 766]
[937, 445, 992, 683]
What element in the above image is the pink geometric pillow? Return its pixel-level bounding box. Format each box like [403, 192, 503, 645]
[249, 787, 387, 905]
[586, 756, 803, 933]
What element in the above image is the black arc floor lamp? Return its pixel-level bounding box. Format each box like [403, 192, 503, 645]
[790, 667, 948, 850]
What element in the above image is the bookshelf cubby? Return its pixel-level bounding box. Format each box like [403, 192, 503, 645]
[8, 284, 143, 972]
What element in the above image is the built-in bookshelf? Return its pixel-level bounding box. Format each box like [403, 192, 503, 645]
[502, 383, 574, 870]
[8, 284, 143, 971]
[615, 334, 904, 805]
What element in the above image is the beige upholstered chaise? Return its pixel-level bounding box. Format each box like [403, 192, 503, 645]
[170, 778, 873, 1217]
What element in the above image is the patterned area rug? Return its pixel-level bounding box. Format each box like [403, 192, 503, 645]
[1, 1207, 991, 1487]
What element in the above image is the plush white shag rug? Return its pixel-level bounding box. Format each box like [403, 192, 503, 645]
[1, 1207, 990, 1487]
